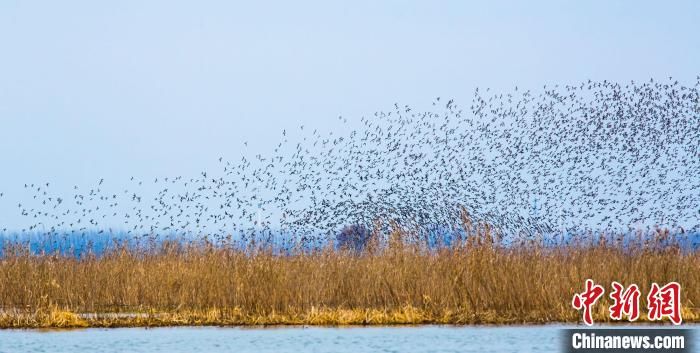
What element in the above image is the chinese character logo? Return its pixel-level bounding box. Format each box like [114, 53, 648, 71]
[647, 282, 682, 325]
[572, 279, 605, 326]
[609, 281, 640, 321]
[572, 280, 682, 325]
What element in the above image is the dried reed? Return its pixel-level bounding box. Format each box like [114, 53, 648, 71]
[0, 225, 697, 328]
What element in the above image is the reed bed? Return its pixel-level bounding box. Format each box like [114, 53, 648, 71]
[0, 226, 697, 328]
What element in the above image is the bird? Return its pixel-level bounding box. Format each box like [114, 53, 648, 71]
[1, 77, 698, 253]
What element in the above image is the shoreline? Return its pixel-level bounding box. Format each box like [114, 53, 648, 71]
[1, 307, 698, 329]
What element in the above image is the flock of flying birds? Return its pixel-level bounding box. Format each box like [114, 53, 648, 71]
[1, 77, 699, 246]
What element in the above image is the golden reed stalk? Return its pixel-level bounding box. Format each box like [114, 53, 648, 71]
[0, 225, 697, 328]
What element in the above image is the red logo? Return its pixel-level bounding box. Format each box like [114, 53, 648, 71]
[647, 282, 682, 325]
[572, 279, 605, 326]
[609, 281, 640, 321]
[572, 280, 682, 325]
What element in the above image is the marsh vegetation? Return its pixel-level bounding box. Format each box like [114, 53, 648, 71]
[0, 222, 697, 328]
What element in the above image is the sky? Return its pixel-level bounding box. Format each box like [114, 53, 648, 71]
[0, 0, 699, 229]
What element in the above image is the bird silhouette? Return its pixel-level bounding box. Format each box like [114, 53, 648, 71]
[1, 77, 698, 252]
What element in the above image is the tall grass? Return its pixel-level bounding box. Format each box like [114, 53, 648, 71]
[0, 224, 697, 328]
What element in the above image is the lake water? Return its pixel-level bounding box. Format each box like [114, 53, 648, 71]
[0, 325, 696, 353]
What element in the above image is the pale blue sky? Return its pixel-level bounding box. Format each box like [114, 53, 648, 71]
[0, 1, 699, 228]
